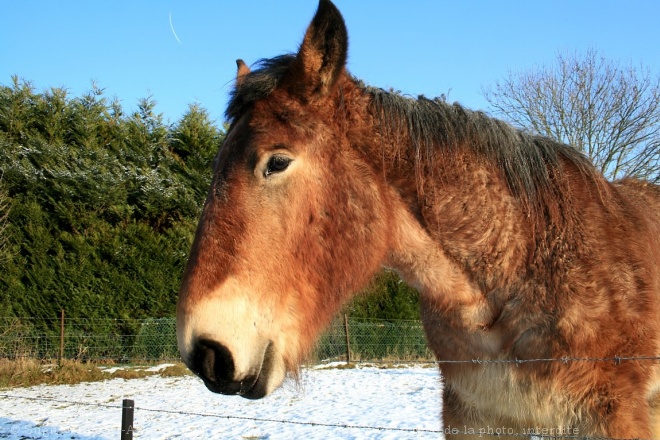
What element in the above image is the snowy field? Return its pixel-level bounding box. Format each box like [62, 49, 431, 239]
[0, 364, 444, 439]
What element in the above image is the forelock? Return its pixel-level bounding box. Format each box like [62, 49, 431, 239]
[225, 54, 296, 122]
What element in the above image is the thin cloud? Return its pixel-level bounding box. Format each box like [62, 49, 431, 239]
[169, 11, 182, 45]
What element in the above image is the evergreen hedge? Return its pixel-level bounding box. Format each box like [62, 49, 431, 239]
[0, 77, 420, 336]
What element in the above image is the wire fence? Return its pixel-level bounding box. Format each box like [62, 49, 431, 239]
[0, 394, 447, 438]
[3, 316, 660, 439]
[0, 393, 649, 440]
[4, 315, 660, 367]
[0, 315, 433, 363]
[0, 316, 179, 362]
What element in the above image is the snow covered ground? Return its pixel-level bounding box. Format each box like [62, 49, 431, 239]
[0, 364, 444, 439]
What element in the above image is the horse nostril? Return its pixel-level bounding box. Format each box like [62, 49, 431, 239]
[192, 339, 235, 388]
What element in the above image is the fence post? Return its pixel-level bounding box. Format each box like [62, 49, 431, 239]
[343, 314, 351, 364]
[121, 399, 134, 440]
[58, 309, 65, 366]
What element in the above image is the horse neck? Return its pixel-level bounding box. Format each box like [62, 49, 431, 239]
[370, 123, 535, 295]
[342, 82, 581, 293]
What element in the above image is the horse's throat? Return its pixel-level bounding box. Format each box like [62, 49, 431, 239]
[385, 205, 498, 332]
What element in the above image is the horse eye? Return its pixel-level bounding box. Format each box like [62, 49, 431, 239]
[264, 155, 292, 177]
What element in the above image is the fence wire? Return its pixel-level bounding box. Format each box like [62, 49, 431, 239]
[2, 315, 660, 439]
[0, 316, 179, 362]
[0, 393, 647, 440]
[2, 316, 660, 367]
[0, 316, 434, 363]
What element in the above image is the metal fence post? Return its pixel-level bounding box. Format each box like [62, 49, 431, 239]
[121, 399, 134, 440]
[58, 309, 65, 366]
[343, 314, 351, 364]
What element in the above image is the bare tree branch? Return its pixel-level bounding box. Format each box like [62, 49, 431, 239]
[483, 48, 660, 182]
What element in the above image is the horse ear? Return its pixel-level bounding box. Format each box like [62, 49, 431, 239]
[235, 59, 250, 87]
[289, 0, 348, 97]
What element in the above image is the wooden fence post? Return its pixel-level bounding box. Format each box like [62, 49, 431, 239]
[58, 309, 64, 366]
[121, 399, 134, 440]
[343, 314, 351, 364]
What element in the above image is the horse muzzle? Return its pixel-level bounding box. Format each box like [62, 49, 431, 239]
[187, 338, 277, 399]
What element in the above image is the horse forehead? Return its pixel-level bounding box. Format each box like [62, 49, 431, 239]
[250, 90, 333, 134]
[219, 119, 252, 160]
[223, 111, 286, 154]
[219, 113, 295, 170]
[225, 95, 335, 159]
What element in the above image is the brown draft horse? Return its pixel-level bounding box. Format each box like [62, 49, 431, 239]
[177, 1, 660, 437]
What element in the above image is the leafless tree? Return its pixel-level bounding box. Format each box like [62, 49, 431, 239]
[483, 48, 660, 182]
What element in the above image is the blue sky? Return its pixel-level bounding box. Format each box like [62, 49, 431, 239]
[2, 1, 659, 125]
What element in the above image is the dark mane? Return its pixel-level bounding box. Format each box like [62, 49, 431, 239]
[227, 55, 596, 209]
[367, 88, 596, 208]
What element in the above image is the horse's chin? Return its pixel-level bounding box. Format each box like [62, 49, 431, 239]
[201, 369, 280, 400]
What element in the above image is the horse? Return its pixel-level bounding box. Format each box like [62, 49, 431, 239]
[176, 1, 660, 437]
